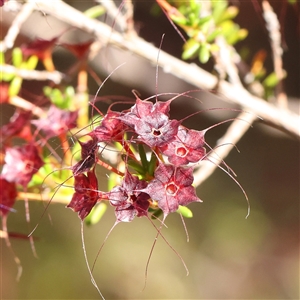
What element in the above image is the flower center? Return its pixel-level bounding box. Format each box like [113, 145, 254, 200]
[165, 182, 179, 196]
[176, 146, 188, 157]
[23, 160, 34, 174]
[127, 193, 137, 204]
[152, 128, 162, 136]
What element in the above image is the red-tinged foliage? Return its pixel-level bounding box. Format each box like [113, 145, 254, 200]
[21, 37, 58, 60]
[1, 144, 44, 187]
[0, 83, 9, 103]
[0, 110, 32, 142]
[0, 0, 7, 7]
[91, 111, 128, 143]
[32, 105, 78, 138]
[144, 163, 202, 217]
[67, 170, 100, 220]
[61, 40, 94, 59]
[106, 171, 150, 222]
[0, 177, 17, 216]
[72, 138, 99, 175]
[160, 126, 206, 166]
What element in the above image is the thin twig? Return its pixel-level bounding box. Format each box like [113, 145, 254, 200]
[17, 192, 71, 205]
[262, 0, 287, 108]
[0, 1, 35, 51]
[0, 64, 64, 83]
[95, 0, 127, 32]
[30, 0, 300, 138]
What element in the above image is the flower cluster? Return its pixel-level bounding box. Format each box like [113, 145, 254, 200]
[0, 35, 92, 223]
[67, 95, 206, 223]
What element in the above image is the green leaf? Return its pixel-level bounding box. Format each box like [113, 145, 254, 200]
[199, 43, 210, 63]
[148, 152, 157, 177]
[206, 28, 222, 42]
[171, 15, 188, 26]
[263, 72, 280, 88]
[0, 51, 5, 65]
[26, 55, 38, 70]
[8, 76, 22, 96]
[126, 157, 145, 175]
[216, 6, 239, 24]
[177, 205, 193, 218]
[12, 47, 23, 68]
[84, 5, 106, 19]
[138, 144, 148, 171]
[182, 39, 201, 60]
[212, 0, 228, 24]
[2, 72, 15, 82]
[85, 203, 107, 226]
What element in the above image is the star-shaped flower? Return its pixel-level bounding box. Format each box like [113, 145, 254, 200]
[144, 162, 202, 217]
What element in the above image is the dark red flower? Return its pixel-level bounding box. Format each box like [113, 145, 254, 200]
[119, 98, 180, 147]
[0, 177, 17, 216]
[144, 162, 202, 217]
[0, 0, 7, 7]
[61, 40, 94, 59]
[67, 170, 99, 220]
[72, 138, 99, 175]
[21, 37, 58, 60]
[90, 111, 127, 143]
[2, 144, 44, 187]
[106, 171, 150, 222]
[160, 126, 206, 166]
[0, 110, 32, 142]
[32, 105, 78, 138]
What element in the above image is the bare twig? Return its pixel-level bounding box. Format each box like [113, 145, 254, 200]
[95, 0, 127, 32]
[0, 64, 64, 83]
[262, 0, 287, 108]
[17, 192, 71, 205]
[0, 1, 35, 51]
[29, 0, 299, 138]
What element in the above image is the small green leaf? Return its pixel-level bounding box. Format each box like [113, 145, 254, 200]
[171, 15, 188, 26]
[26, 55, 38, 70]
[84, 5, 106, 19]
[206, 28, 222, 42]
[199, 43, 210, 63]
[65, 85, 75, 99]
[148, 152, 157, 177]
[85, 203, 107, 225]
[138, 144, 148, 171]
[212, 0, 228, 23]
[126, 157, 145, 175]
[8, 76, 22, 96]
[43, 86, 52, 97]
[12, 47, 23, 68]
[1, 72, 15, 82]
[182, 39, 201, 60]
[176, 205, 193, 218]
[197, 15, 212, 27]
[0, 51, 5, 65]
[216, 6, 239, 24]
[50, 88, 64, 107]
[263, 72, 280, 88]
